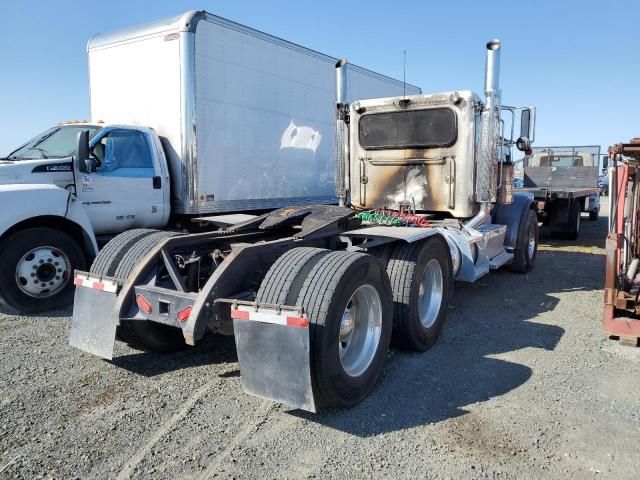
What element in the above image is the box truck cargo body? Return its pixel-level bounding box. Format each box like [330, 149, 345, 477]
[0, 10, 418, 314]
[88, 11, 420, 214]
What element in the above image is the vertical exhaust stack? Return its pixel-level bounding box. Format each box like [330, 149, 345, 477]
[474, 39, 502, 206]
[335, 59, 349, 206]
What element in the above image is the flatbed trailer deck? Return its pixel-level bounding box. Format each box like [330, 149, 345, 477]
[518, 146, 603, 239]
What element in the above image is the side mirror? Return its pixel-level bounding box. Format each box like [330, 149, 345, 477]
[520, 108, 531, 139]
[75, 130, 90, 172]
[603, 156, 609, 170]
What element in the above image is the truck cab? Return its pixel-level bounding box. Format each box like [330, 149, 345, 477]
[0, 122, 170, 312]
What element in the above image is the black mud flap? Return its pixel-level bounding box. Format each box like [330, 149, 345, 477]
[233, 316, 316, 412]
[69, 277, 118, 360]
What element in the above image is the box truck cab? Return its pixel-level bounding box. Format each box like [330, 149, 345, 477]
[0, 122, 171, 312]
[0, 10, 417, 313]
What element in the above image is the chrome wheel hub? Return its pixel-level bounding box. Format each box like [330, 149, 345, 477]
[338, 284, 383, 377]
[528, 228, 536, 259]
[418, 259, 444, 328]
[15, 247, 71, 298]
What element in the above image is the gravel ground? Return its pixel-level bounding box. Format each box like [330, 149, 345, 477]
[1, 202, 639, 480]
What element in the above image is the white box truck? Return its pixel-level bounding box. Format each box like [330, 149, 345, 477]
[0, 10, 419, 313]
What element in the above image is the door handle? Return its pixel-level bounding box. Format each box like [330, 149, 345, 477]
[153, 176, 162, 189]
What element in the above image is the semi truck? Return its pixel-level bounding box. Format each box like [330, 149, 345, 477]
[516, 145, 602, 239]
[71, 38, 538, 412]
[604, 138, 640, 346]
[0, 11, 418, 313]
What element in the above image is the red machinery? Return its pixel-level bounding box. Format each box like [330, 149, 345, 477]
[604, 138, 640, 346]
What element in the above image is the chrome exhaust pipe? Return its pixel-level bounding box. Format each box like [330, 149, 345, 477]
[335, 59, 349, 206]
[475, 39, 502, 204]
[336, 58, 347, 106]
[484, 39, 501, 104]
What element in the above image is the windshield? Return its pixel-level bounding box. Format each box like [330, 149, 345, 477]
[7, 125, 101, 160]
[359, 108, 457, 150]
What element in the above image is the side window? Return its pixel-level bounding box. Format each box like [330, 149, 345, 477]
[93, 130, 155, 177]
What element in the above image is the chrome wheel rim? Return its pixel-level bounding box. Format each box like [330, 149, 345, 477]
[15, 246, 71, 298]
[528, 228, 536, 260]
[338, 284, 383, 377]
[418, 259, 444, 328]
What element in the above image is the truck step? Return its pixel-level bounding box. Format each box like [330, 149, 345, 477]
[489, 250, 514, 269]
[477, 223, 508, 259]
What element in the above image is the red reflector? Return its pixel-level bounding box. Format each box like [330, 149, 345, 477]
[286, 316, 309, 328]
[177, 306, 192, 322]
[230, 308, 250, 320]
[73, 278, 83, 286]
[136, 294, 152, 314]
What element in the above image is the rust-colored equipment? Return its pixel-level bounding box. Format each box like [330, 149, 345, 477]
[604, 138, 640, 346]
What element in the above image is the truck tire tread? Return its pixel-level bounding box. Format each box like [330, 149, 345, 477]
[113, 230, 183, 282]
[256, 247, 329, 305]
[90, 229, 157, 277]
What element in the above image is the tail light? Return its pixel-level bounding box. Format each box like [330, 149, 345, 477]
[136, 294, 152, 314]
[177, 306, 192, 322]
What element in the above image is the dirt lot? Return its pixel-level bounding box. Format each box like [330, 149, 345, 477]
[1, 203, 639, 480]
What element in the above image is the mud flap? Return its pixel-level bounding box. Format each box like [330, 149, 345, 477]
[69, 274, 118, 360]
[232, 305, 316, 412]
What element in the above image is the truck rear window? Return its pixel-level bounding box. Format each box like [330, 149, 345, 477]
[358, 108, 457, 149]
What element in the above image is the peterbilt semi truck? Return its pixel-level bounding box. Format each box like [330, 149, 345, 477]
[0, 11, 418, 313]
[71, 39, 538, 412]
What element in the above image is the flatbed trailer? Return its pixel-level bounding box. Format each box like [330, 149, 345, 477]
[518, 145, 603, 239]
[70, 39, 539, 412]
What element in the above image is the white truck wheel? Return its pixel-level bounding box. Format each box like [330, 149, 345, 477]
[0, 227, 87, 313]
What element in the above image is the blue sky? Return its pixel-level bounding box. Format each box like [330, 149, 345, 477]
[0, 0, 637, 156]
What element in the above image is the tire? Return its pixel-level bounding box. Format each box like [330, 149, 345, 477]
[0, 227, 87, 313]
[510, 209, 539, 273]
[256, 247, 330, 305]
[386, 238, 452, 351]
[90, 229, 158, 277]
[589, 210, 599, 221]
[567, 200, 581, 240]
[112, 230, 183, 282]
[294, 251, 393, 408]
[109, 230, 186, 353]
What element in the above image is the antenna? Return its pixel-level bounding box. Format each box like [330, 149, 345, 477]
[403, 49, 406, 99]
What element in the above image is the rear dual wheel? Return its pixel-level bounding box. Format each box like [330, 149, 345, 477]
[386, 238, 452, 351]
[257, 237, 452, 408]
[257, 248, 393, 408]
[90, 229, 187, 353]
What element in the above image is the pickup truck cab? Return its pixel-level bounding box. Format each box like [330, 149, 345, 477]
[0, 122, 170, 312]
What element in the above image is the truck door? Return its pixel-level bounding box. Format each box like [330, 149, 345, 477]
[77, 128, 166, 234]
